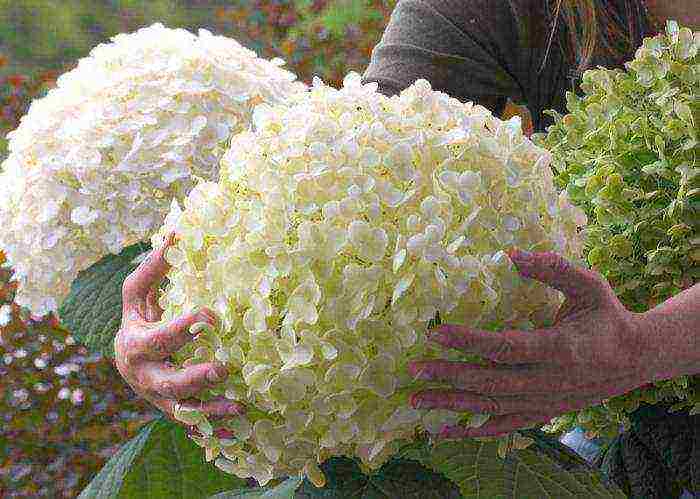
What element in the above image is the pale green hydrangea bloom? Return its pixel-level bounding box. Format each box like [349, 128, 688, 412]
[154, 73, 587, 486]
[535, 21, 700, 439]
[0, 23, 306, 315]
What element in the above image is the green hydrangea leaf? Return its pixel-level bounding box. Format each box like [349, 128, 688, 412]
[209, 477, 302, 498]
[294, 456, 461, 498]
[596, 428, 687, 498]
[591, 401, 700, 497]
[620, 428, 682, 497]
[80, 417, 248, 499]
[77, 416, 156, 499]
[58, 241, 151, 358]
[400, 430, 627, 498]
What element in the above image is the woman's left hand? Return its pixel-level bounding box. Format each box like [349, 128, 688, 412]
[407, 249, 670, 439]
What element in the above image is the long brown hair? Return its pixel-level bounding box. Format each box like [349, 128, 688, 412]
[544, 0, 651, 76]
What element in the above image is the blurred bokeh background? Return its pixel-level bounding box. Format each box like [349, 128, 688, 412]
[0, 1, 537, 497]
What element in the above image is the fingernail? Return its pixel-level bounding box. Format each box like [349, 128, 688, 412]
[198, 309, 220, 327]
[407, 362, 423, 379]
[409, 362, 434, 381]
[196, 310, 212, 324]
[410, 393, 422, 409]
[208, 364, 228, 382]
[427, 327, 447, 343]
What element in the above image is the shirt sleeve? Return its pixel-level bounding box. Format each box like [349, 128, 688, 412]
[361, 0, 569, 130]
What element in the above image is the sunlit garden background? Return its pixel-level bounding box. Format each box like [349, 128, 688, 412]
[0, 1, 617, 497]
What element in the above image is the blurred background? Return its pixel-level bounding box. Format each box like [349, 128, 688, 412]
[0, 1, 554, 498]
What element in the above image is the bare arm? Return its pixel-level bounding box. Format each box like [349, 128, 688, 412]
[640, 282, 700, 380]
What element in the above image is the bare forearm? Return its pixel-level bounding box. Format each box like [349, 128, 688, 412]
[639, 282, 700, 378]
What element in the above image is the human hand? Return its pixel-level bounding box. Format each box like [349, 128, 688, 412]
[114, 232, 244, 433]
[407, 249, 662, 439]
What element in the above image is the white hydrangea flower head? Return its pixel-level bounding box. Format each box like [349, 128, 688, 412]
[0, 23, 307, 315]
[153, 73, 587, 486]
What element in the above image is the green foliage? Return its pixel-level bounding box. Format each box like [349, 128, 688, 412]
[82, 427, 628, 498]
[78, 417, 156, 499]
[534, 20, 700, 498]
[80, 417, 248, 499]
[400, 430, 627, 498]
[534, 18, 700, 442]
[58, 242, 151, 359]
[535, 21, 699, 315]
[594, 401, 700, 497]
[294, 456, 461, 498]
[209, 477, 302, 498]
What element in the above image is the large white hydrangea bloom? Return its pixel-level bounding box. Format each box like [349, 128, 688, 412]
[153, 73, 588, 486]
[0, 23, 306, 315]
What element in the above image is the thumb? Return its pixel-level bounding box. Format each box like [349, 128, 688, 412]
[507, 249, 607, 303]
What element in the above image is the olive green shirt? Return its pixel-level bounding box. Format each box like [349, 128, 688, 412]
[361, 0, 650, 133]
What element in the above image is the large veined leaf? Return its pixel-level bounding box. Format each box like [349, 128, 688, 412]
[58, 241, 151, 358]
[629, 402, 700, 494]
[208, 477, 302, 498]
[400, 429, 628, 498]
[294, 456, 462, 498]
[594, 402, 700, 498]
[77, 417, 155, 499]
[79, 417, 247, 499]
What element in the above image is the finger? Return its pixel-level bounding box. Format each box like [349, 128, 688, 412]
[186, 427, 237, 440]
[408, 360, 645, 396]
[122, 232, 176, 313]
[410, 388, 614, 415]
[426, 324, 566, 364]
[145, 287, 164, 322]
[153, 398, 244, 423]
[410, 360, 538, 394]
[508, 249, 606, 303]
[177, 397, 246, 419]
[438, 412, 558, 439]
[141, 361, 229, 400]
[131, 309, 219, 360]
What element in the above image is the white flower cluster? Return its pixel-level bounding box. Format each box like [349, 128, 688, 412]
[0, 23, 306, 316]
[154, 73, 588, 486]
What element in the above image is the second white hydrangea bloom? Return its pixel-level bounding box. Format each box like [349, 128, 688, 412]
[0, 23, 306, 315]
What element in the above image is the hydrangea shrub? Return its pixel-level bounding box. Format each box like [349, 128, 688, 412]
[152, 73, 587, 486]
[534, 21, 700, 439]
[0, 23, 306, 316]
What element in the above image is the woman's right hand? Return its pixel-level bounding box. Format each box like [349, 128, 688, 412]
[114, 232, 244, 430]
